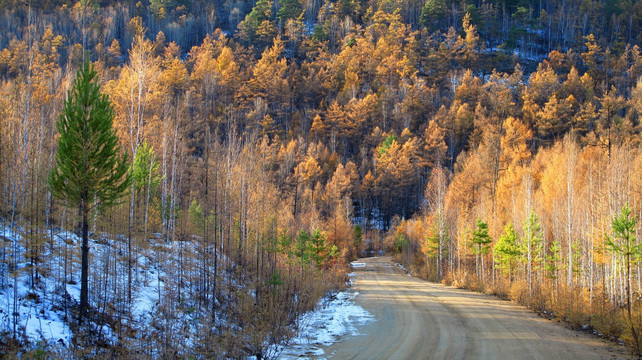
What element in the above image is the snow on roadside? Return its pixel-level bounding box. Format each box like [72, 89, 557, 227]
[397, 263, 412, 277]
[275, 289, 374, 359]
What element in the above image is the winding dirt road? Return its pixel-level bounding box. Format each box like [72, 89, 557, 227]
[323, 256, 631, 360]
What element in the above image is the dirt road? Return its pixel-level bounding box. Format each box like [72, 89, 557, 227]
[323, 257, 631, 360]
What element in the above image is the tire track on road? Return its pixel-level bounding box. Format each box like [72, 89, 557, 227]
[321, 257, 632, 360]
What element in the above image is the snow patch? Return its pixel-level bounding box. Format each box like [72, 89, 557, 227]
[397, 263, 411, 277]
[275, 290, 374, 359]
[0, 225, 74, 347]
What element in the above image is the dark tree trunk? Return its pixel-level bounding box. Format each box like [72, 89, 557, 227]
[128, 189, 134, 305]
[80, 201, 89, 322]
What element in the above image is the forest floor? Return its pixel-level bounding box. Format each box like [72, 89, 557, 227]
[321, 256, 633, 360]
[1, 222, 375, 357]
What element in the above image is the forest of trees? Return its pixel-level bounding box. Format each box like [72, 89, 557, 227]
[1, 0, 642, 357]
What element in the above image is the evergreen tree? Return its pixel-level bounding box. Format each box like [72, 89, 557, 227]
[419, 0, 447, 31]
[545, 240, 561, 280]
[607, 204, 641, 355]
[277, 0, 302, 24]
[239, 0, 275, 45]
[48, 59, 131, 321]
[522, 211, 543, 296]
[309, 229, 329, 267]
[494, 223, 521, 281]
[131, 139, 161, 242]
[295, 229, 311, 263]
[470, 219, 492, 282]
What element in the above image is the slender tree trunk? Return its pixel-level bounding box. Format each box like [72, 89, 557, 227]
[80, 200, 90, 322]
[213, 158, 218, 319]
[566, 140, 576, 287]
[481, 249, 485, 283]
[626, 254, 641, 355]
[128, 187, 134, 305]
[12, 223, 18, 338]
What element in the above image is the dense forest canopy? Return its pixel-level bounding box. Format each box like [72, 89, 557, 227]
[2, 0, 642, 357]
[2, 0, 642, 55]
[2, 0, 641, 227]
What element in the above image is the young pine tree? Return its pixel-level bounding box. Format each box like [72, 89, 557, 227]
[470, 219, 492, 283]
[494, 223, 520, 282]
[606, 204, 641, 356]
[522, 211, 543, 297]
[48, 59, 131, 321]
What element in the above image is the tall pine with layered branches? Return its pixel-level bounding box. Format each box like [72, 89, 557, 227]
[48, 59, 131, 321]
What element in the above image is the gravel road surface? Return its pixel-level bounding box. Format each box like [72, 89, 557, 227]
[322, 256, 632, 360]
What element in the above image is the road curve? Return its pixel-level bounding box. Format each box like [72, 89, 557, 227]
[323, 256, 631, 360]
